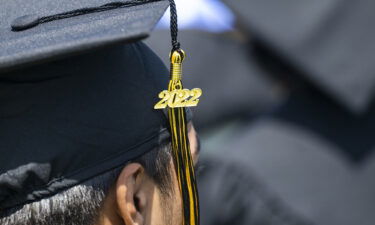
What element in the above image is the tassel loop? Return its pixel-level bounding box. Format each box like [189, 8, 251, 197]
[170, 50, 185, 81]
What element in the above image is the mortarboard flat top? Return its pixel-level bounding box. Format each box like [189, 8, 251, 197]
[0, 0, 169, 73]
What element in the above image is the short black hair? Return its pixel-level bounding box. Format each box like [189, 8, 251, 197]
[0, 142, 172, 225]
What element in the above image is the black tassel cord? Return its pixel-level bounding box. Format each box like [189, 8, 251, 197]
[167, 1, 200, 225]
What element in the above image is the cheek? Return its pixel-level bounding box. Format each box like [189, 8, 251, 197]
[188, 127, 198, 165]
[151, 160, 183, 225]
[149, 189, 168, 225]
[173, 188, 183, 225]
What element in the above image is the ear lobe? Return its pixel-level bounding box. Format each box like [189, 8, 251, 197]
[115, 163, 145, 225]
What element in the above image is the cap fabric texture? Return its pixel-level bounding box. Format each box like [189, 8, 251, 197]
[0, 0, 169, 73]
[225, 0, 375, 113]
[0, 40, 170, 210]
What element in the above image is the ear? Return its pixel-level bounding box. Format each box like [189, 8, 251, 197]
[115, 163, 148, 225]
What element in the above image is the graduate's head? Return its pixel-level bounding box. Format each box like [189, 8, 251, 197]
[0, 42, 200, 225]
[1, 2, 201, 225]
[0, 122, 200, 225]
[96, 122, 199, 225]
[1, 142, 175, 225]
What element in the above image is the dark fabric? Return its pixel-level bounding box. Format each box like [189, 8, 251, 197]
[198, 157, 313, 225]
[225, 0, 375, 113]
[0, 0, 169, 73]
[207, 116, 375, 225]
[0, 42, 170, 210]
[221, 0, 375, 162]
[272, 87, 375, 162]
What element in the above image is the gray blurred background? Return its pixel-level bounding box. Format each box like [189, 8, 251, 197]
[146, 1, 375, 225]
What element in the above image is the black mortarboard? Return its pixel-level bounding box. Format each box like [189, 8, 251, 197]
[0, 42, 170, 210]
[224, 0, 375, 113]
[0, 1, 201, 223]
[0, 0, 168, 73]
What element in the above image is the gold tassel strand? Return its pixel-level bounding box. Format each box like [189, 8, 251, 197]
[155, 49, 201, 225]
[168, 50, 199, 225]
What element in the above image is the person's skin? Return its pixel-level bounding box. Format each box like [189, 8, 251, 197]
[96, 122, 200, 225]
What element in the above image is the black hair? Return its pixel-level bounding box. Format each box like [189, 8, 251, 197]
[0, 142, 172, 225]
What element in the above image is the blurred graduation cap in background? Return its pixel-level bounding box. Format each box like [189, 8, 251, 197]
[200, 1, 375, 225]
[220, 0, 375, 162]
[223, 0, 375, 113]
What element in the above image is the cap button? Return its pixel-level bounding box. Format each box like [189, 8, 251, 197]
[11, 15, 40, 31]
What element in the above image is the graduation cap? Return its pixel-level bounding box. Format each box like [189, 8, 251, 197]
[224, 0, 375, 113]
[0, 1, 200, 224]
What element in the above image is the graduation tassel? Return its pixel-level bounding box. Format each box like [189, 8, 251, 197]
[154, 49, 202, 225]
[169, 49, 200, 225]
[154, 1, 202, 224]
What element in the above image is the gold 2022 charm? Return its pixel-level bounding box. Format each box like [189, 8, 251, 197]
[154, 88, 202, 109]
